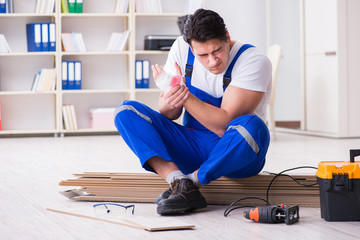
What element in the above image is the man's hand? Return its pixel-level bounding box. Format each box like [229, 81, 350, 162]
[151, 64, 162, 81]
[163, 84, 189, 109]
[155, 62, 189, 120]
[163, 62, 189, 109]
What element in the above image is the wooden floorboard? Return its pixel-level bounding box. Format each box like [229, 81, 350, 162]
[60, 172, 320, 207]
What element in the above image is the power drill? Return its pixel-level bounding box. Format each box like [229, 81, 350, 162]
[243, 204, 299, 225]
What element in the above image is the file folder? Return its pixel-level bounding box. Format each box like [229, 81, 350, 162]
[31, 71, 41, 92]
[75, 0, 83, 13]
[68, 0, 76, 13]
[74, 61, 82, 89]
[41, 23, 49, 51]
[61, 33, 77, 52]
[26, 23, 42, 52]
[49, 23, 56, 51]
[61, 0, 69, 13]
[8, 0, 14, 13]
[142, 60, 150, 88]
[62, 61, 68, 90]
[67, 61, 75, 89]
[0, 0, 6, 14]
[135, 60, 143, 88]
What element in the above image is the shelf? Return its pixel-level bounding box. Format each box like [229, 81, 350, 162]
[135, 50, 170, 55]
[61, 51, 130, 56]
[61, 89, 130, 94]
[0, 52, 57, 57]
[0, 129, 57, 135]
[0, 13, 56, 18]
[60, 128, 117, 134]
[60, 13, 129, 18]
[0, 91, 56, 96]
[134, 13, 185, 17]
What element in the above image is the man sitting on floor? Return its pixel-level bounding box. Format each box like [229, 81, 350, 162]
[114, 8, 272, 215]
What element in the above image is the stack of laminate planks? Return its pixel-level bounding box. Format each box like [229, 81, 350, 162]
[59, 172, 320, 207]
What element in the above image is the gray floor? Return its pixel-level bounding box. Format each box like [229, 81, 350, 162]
[1, 132, 360, 239]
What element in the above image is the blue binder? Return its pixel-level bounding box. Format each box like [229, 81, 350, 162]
[0, 0, 6, 14]
[135, 60, 143, 88]
[49, 23, 56, 51]
[62, 61, 68, 90]
[74, 61, 82, 89]
[41, 23, 49, 51]
[26, 23, 42, 52]
[142, 60, 150, 88]
[67, 61, 75, 89]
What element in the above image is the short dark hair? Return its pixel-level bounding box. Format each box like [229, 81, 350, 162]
[183, 9, 228, 45]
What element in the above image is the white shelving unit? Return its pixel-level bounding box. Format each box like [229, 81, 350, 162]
[0, 0, 187, 136]
[302, 0, 360, 137]
[0, 0, 57, 135]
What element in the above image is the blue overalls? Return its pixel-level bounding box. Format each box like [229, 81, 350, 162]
[114, 44, 270, 185]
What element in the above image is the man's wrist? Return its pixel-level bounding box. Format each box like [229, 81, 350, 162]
[183, 92, 193, 108]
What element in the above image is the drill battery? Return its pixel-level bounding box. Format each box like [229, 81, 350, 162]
[316, 149, 360, 221]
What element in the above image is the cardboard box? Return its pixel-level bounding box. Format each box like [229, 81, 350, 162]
[89, 108, 116, 130]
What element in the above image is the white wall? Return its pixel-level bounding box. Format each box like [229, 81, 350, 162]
[269, 0, 301, 121]
[205, 0, 301, 122]
[204, 0, 268, 53]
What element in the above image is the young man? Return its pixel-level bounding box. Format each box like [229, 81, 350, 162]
[114, 9, 272, 215]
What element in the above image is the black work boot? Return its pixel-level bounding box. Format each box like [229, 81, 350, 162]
[157, 178, 207, 215]
[155, 187, 171, 204]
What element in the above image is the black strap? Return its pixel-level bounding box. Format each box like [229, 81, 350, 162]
[222, 44, 254, 89]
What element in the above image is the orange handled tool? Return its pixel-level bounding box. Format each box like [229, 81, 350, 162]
[243, 204, 299, 225]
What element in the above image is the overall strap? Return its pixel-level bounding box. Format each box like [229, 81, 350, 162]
[223, 44, 254, 90]
[185, 47, 195, 86]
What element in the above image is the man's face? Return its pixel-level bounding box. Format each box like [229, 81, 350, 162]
[190, 36, 231, 75]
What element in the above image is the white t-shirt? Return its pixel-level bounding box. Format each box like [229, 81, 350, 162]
[163, 36, 272, 122]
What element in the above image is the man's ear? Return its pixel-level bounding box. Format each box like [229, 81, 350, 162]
[226, 32, 231, 42]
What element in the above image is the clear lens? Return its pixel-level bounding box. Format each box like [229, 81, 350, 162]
[93, 204, 134, 218]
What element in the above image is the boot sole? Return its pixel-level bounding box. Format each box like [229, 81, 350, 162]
[157, 200, 207, 215]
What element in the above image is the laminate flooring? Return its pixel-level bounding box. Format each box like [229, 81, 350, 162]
[1, 132, 360, 239]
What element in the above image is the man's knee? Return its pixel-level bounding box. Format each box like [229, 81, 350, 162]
[114, 100, 137, 120]
[232, 114, 268, 134]
[226, 114, 270, 154]
[114, 100, 152, 125]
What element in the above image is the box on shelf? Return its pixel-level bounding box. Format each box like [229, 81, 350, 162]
[89, 108, 116, 130]
[316, 149, 360, 221]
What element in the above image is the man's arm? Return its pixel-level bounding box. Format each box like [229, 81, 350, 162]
[183, 86, 264, 137]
